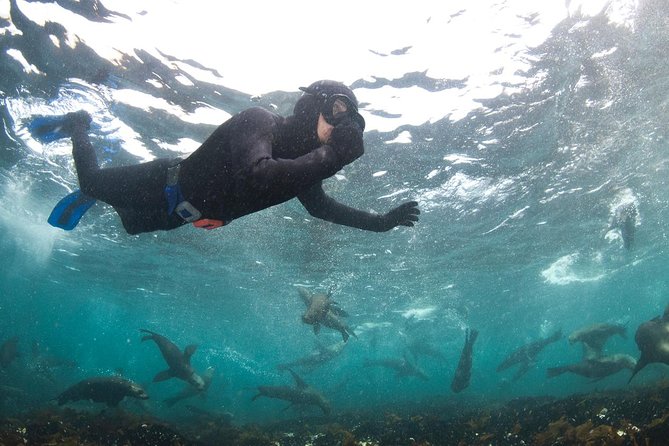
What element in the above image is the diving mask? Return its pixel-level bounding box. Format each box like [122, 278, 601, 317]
[299, 87, 366, 131]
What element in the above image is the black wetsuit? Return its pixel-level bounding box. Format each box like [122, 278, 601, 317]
[72, 107, 389, 235]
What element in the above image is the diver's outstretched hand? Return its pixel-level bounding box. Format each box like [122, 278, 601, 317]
[380, 201, 420, 231]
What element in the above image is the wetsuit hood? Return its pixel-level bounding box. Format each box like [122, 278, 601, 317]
[296, 79, 359, 110]
[282, 80, 359, 151]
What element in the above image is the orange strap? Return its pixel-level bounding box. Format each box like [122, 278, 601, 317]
[192, 219, 225, 230]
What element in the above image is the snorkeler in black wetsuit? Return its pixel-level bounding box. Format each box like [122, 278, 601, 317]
[34, 80, 420, 235]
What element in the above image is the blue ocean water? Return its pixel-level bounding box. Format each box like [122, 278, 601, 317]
[1, 0, 668, 430]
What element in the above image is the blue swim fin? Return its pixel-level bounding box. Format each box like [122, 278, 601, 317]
[28, 115, 72, 143]
[48, 190, 96, 230]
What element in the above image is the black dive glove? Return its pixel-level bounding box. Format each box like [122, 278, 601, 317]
[377, 201, 420, 232]
[329, 116, 364, 165]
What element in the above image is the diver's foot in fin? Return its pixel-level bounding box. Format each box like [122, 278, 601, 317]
[48, 190, 96, 230]
[28, 110, 92, 143]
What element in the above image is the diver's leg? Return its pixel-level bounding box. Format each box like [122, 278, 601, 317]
[70, 114, 168, 208]
[70, 116, 101, 196]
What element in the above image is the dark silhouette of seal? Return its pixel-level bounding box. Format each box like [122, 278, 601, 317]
[164, 366, 215, 407]
[277, 340, 346, 371]
[547, 354, 636, 380]
[451, 328, 478, 393]
[252, 369, 331, 415]
[629, 305, 669, 383]
[363, 355, 429, 381]
[609, 201, 637, 249]
[57, 376, 148, 407]
[140, 329, 205, 390]
[0, 336, 20, 368]
[497, 329, 562, 381]
[568, 322, 626, 359]
[405, 337, 445, 363]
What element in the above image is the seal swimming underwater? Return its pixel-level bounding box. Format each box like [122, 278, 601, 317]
[451, 328, 478, 393]
[297, 287, 356, 342]
[252, 368, 331, 415]
[363, 356, 429, 381]
[497, 329, 562, 381]
[547, 354, 637, 380]
[628, 305, 669, 383]
[164, 366, 215, 407]
[0, 336, 20, 368]
[140, 329, 205, 390]
[609, 201, 637, 250]
[277, 340, 346, 371]
[568, 322, 627, 359]
[57, 376, 148, 407]
[404, 336, 445, 363]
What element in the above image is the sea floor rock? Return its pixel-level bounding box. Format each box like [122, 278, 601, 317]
[1, 383, 669, 445]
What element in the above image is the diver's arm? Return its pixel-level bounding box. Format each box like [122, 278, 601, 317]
[237, 108, 364, 197]
[248, 141, 348, 196]
[298, 183, 420, 232]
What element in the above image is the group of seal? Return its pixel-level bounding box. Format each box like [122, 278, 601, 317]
[358, 305, 668, 396]
[494, 322, 634, 383]
[493, 311, 669, 385]
[536, 322, 633, 380]
[548, 322, 636, 380]
[55, 329, 211, 409]
[44, 300, 669, 416]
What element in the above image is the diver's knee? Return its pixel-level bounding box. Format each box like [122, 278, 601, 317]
[77, 174, 102, 198]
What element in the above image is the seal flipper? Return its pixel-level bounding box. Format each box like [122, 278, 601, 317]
[140, 328, 157, 341]
[512, 361, 531, 381]
[547, 366, 568, 378]
[47, 190, 96, 230]
[183, 344, 198, 364]
[663, 304, 669, 321]
[153, 369, 174, 382]
[329, 302, 349, 317]
[287, 369, 307, 389]
[628, 355, 649, 383]
[313, 323, 321, 335]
